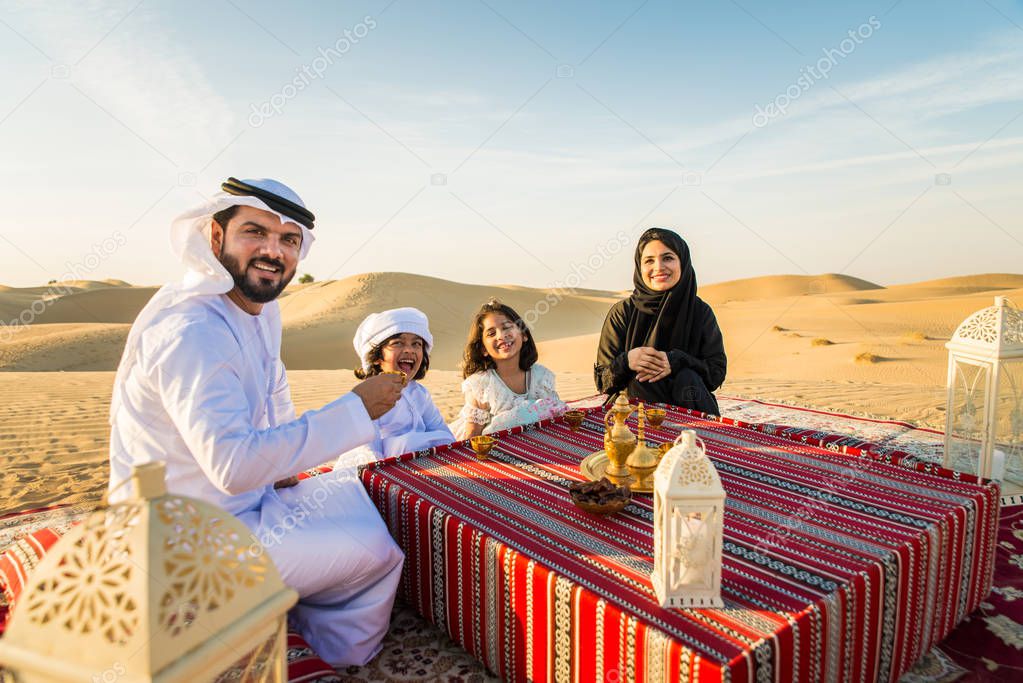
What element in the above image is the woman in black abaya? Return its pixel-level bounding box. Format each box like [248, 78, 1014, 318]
[594, 228, 726, 414]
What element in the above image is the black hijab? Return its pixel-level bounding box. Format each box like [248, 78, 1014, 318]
[625, 228, 701, 354]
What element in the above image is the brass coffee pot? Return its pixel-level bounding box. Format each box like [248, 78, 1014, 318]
[626, 404, 661, 490]
[603, 395, 637, 484]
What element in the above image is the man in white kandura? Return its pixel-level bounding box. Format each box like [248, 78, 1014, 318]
[108, 177, 405, 666]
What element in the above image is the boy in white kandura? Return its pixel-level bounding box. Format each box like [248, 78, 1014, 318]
[337, 307, 454, 469]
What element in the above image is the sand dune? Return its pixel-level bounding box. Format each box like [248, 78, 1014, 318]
[893, 273, 1023, 290]
[245, 272, 617, 370]
[699, 273, 881, 305]
[56, 278, 133, 290]
[0, 324, 131, 371]
[31, 287, 160, 324]
[2, 270, 1021, 514]
[0, 272, 1016, 381]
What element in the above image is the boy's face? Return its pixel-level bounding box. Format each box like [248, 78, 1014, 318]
[378, 333, 424, 378]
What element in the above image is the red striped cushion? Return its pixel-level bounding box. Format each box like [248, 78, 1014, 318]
[0, 527, 65, 608]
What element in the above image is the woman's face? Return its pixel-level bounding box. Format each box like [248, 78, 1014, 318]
[480, 312, 524, 361]
[378, 333, 424, 377]
[640, 239, 681, 291]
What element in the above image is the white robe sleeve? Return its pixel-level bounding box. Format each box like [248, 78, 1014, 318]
[381, 384, 454, 455]
[268, 358, 297, 424]
[149, 321, 375, 495]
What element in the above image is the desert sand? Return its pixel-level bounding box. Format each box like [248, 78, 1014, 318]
[2, 271, 1021, 515]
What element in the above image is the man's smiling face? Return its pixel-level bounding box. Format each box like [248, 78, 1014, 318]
[213, 205, 302, 305]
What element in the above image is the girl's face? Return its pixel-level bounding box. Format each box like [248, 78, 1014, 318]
[640, 239, 681, 291]
[378, 333, 424, 377]
[480, 313, 524, 362]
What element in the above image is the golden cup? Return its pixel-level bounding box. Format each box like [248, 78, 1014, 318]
[627, 441, 660, 490]
[646, 408, 666, 428]
[658, 442, 673, 458]
[470, 435, 497, 459]
[382, 370, 408, 386]
[564, 410, 585, 431]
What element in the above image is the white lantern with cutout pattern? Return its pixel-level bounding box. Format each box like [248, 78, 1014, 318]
[0, 462, 297, 683]
[652, 429, 726, 608]
[943, 296, 1023, 489]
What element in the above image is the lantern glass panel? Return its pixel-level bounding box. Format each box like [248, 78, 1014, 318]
[668, 505, 718, 592]
[996, 361, 1023, 486]
[947, 360, 990, 477]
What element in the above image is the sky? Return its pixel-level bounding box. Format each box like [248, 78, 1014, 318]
[0, 0, 1021, 291]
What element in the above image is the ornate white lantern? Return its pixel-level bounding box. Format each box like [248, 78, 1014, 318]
[943, 296, 1023, 488]
[652, 430, 726, 608]
[0, 462, 297, 683]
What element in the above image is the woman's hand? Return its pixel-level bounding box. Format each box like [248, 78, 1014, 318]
[628, 347, 671, 382]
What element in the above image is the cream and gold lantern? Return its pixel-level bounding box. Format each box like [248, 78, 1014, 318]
[943, 296, 1023, 488]
[652, 430, 725, 608]
[0, 462, 297, 682]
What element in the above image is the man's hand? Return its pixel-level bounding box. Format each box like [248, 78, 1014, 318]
[628, 347, 671, 383]
[352, 373, 404, 419]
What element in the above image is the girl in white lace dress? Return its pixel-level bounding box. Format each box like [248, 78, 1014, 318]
[450, 300, 567, 440]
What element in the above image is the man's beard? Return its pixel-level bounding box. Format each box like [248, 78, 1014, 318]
[219, 251, 294, 303]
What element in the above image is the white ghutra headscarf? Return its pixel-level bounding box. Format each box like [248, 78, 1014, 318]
[353, 308, 434, 372]
[110, 178, 315, 422]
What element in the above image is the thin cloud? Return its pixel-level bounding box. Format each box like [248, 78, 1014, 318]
[11, 1, 236, 169]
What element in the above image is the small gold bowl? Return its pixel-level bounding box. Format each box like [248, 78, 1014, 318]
[658, 442, 673, 458]
[645, 408, 666, 428]
[470, 435, 497, 459]
[564, 410, 585, 431]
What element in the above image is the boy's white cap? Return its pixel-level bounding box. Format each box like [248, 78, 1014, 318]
[353, 307, 433, 371]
